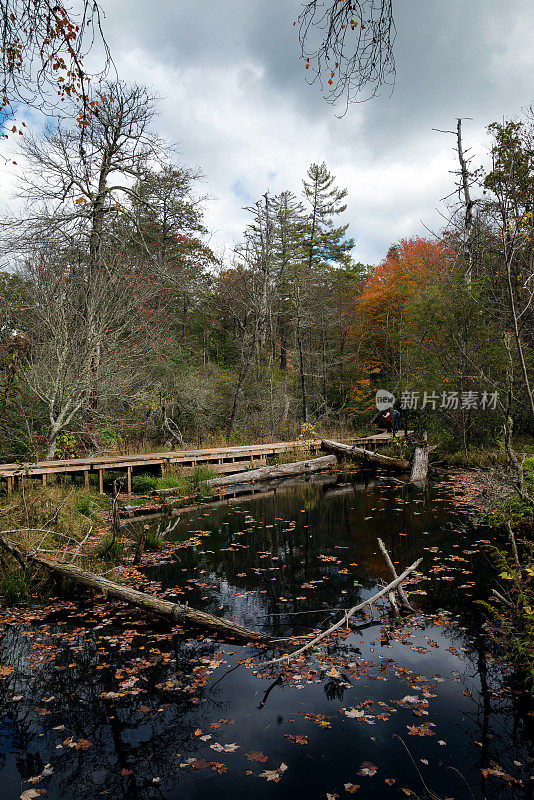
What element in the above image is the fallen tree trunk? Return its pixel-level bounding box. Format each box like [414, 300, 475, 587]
[260, 557, 423, 667]
[0, 534, 268, 643]
[154, 455, 337, 495]
[321, 439, 410, 471]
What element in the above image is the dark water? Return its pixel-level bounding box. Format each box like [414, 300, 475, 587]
[0, 473, 533, 800]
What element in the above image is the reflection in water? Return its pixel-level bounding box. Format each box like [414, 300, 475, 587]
[0, 473, 532, 800]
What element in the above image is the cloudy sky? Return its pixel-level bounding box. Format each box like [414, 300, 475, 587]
[5, 0, 534, 264]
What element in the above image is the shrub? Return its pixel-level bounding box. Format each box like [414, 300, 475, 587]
[132, 468, 213, 495]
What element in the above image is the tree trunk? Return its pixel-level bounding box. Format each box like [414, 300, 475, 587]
[155, 455, 336, 495]
[208, 455, 335, 487]
[45, 435, 58, 460]
[0, 534, 268, 643]
[457, 118, 475, 285]
[296, 314, 307, 422]
[410, 445, 430, 484]
[321, 439, 410, 471]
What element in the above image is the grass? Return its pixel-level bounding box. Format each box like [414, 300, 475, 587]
[132, 466, 214, 495]
[0, 484, 106, 543]
[144, 529, 166, 552]
[0, 483, 114, 602]
[267, 447, 320, 466]
[0, 570, 32, 603]
[94, 534, 124, 561]
[442, 448, 508, 469]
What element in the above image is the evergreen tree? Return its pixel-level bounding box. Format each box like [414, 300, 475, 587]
[302, 162, 355, 272]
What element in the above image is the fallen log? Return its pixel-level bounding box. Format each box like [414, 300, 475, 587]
[321, 439, 410, 471]
[0, 533, 268, 643]
[154, 455, 337, 495]
[260, 557, 423, 667]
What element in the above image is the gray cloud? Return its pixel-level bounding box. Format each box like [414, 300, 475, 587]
[3, 0, 533, 264]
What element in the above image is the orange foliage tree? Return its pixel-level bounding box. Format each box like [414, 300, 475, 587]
[348, 237, 456, 414]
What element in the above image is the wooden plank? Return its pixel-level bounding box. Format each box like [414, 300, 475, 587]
[0, 439, 324, 480]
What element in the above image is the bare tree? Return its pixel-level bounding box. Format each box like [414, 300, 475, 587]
[17, 240, 161, 459]
[10, 82, 164, 278]
[225, 194, 276, 442]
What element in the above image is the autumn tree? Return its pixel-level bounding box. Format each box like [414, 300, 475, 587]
[351, 237, 456, 415]
[0, 0, 111, 128]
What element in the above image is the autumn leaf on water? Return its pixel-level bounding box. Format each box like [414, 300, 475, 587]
[325, 667, 341, 678]
[27, 764, 53, 783]
[342, 708, 366, 719]
[481, 764, 523, 786]
[385, 777, 396, 785]
[245, 751, 268, 762]
[344, 785, 360, 793]
[259, 763, 288, 782]
[357, 761, 378, 776]
[284, 734, 309, 745]
[189, 758, 211, 770]
[407, 723, 435, 737]
[75, 738, 93, 750]
[210, 742, 239, 752]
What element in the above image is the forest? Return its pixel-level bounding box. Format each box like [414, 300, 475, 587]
[0, 3, 533, 800]
[0, 89, 532, 465]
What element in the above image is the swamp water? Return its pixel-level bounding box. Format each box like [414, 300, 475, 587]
[0, 473, 532, 799]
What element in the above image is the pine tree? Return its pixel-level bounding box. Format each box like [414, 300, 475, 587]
[302, 162, 355, 272]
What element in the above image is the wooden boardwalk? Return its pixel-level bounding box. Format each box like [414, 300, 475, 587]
[0, 431, 409, 495]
